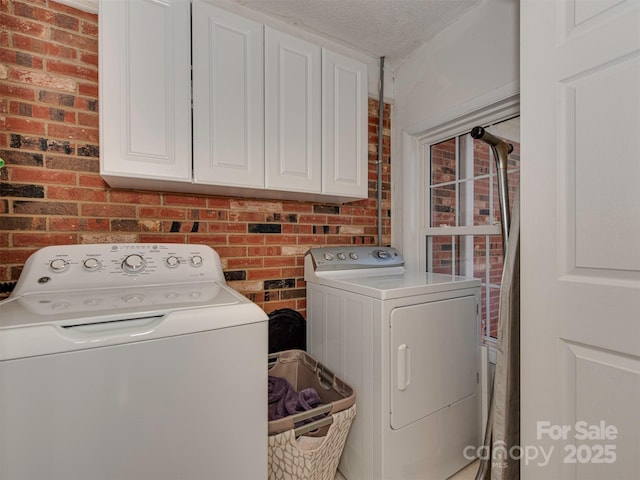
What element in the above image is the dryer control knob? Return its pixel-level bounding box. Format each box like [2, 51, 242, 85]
[122, 254, 146, 274]
[190, 255, 203, 267]
[373, 249, 390, 260]
[337, 253, 346, 260]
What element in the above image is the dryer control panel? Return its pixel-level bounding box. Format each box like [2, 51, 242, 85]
[306, 246, 404, 271]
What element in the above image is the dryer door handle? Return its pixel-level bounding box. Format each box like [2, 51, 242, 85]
[397, 343, 411, 391]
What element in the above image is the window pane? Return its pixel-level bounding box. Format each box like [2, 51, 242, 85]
[430, 185, 456, 227]
[473, 139, 491, 177]
[430, 138, 456, 185]
[429, 235, 459, 274]
[473, 177, 491, 225]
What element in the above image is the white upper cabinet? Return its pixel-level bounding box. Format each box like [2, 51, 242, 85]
[192, 1, 264, 188]
[264, 28, 322, 193]
[99, 0, 368, 203]
[322, 50, 368, 198]
[99, 0, 192, 187]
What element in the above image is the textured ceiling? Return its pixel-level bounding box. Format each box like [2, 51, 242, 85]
[231, 0, 480, 61]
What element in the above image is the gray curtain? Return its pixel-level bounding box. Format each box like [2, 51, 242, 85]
[491, 189, 520, 480]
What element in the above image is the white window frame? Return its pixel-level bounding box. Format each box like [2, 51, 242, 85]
[415, 99, 520, 341]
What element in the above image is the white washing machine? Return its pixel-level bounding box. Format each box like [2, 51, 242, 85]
[0, 243, 268, 480]
[304, 246, 482, 480]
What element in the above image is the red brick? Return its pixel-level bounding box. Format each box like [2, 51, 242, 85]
[247, 268, 282, 281]
[265, 235, 297, 245]
[45, 41, 77, 60]
[77, 111, 98, 127]
[8, 67, 76, 91]
[0, 248, 36, 265]
[80, 204, 137, 218]
[0, 12, 46, 37]
[4, 116, 45, 134]
[50, 28, 97, 53]
[78, 173, 108, 188]
[209, 246, 247, 257]
[229, 234, 265, 245]
[81, 20, 98, 36]
[138, 234, 187, 244]
[109, 190, 162, 205]
[207, 222, 245, 233]
[227, 257, 263, 269]
[164, 194, 207, 207]
[264, 256, 296, 267]
[282, 266, 304, 278]
[78, 82, 98, 97]
[13, 233, 77, 246]
[207, 197, 232, 208]
[46, 59, 97, 82]
[48, 124, 98, 143]
[47, 186, 107, 202]
[79, 52, 98, 67]
[138, 207, 187, 219]
[49, 1, 97, 22]
[247, 246, 282, 257]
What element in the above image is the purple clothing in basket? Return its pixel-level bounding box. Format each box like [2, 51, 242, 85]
[268, 375, 323, 421]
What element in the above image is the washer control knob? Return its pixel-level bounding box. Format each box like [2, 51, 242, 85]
[323, 252, 334, 261]
[166, 256, 180, 268]
[50, 258, 69, 273]
[190, 255, 203, 267]
[373, 249, 390, 260]
[349, 252, 358, 260]
[83, 258, 100, 272]
[122, 254, 146, 274]
[337, 252, 346, 260]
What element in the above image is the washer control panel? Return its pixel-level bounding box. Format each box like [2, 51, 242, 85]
[306, 246, 404, 271]
[12, 243, 224, 297]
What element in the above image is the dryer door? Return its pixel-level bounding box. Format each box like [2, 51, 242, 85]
[390, 295, 478, 430]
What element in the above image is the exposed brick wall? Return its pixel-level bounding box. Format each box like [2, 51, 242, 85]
[0, 0, 392, 312]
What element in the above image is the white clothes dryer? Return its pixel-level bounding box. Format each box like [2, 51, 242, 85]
[305, 246, 482, 480]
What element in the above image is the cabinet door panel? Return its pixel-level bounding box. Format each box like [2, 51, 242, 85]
[192, 1, 264, 187]
[322, 50, 368, 199]
[99, 0, 191, 182]
[265, 27, 321, 193]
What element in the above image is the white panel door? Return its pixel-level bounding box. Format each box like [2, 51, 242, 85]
[265, 27, 321, 193]
[99, 0, 191, 182]
[322, 49, 368, 199]
[521, 1, 640, 478]
[390, 296, 478, 430]
[192, 0, 264, 188]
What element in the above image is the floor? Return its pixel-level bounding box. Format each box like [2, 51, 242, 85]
[334, 460, 479, 480]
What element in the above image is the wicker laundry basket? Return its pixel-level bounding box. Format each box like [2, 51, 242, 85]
[267, 350, 356, 480]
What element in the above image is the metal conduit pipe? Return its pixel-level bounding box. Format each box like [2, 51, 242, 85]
[377, 56, 385, 246]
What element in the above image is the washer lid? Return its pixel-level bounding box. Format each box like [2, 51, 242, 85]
[0, 281, 241, 330]
[0, 282, 267, 361]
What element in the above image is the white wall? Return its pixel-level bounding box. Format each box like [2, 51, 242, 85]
[391, 0, 520, 267]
